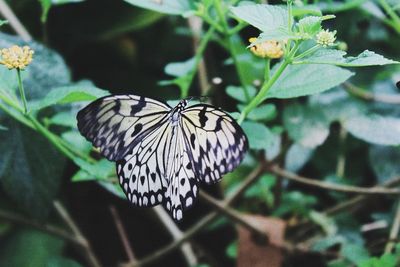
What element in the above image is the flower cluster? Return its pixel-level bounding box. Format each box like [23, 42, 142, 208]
[0, 45, 34, 70]
[316, 29, 336, 47]
[248, 38, 284, 59]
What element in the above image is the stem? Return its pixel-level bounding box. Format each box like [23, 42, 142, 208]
[293, 44, 320, 61]
[54, 201, 102, 267]
[269, 164, 400, 195]
[214, 0, 250, 101]
[181, 26, 215, 98]
[385, 200, 400, 253]
[336, 126, 347, 178]
[379, 0, 400, 33]
[238, 43, 298, 124]
[264, 58, 271, 83]
[17, 69, 28, 114]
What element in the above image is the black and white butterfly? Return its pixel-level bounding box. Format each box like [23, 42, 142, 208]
[77, 95, 248, 220]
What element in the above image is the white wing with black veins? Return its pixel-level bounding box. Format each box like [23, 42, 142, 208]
[181, 104, 248, 184]
[77, 95, 171, 161]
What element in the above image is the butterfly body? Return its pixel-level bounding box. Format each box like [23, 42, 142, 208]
[77, 95, 248, 220]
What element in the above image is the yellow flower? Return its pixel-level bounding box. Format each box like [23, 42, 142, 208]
[316, 29, 336, 47]
[0, 45, 34, 70]
[248, 37, 284, 59]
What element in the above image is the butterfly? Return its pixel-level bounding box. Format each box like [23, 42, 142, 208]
[77, 95, 248, 220]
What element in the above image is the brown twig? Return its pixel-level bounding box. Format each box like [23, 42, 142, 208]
[385, 200, 400, 253]
[153, 206, 198, 266]
[54, 201, 102, 267]
[268, 164, 400, 195]
[123, 163, 267, 267]
[0, 208, 81, 246]
[0, 0, 32, 41]
[109, 205, 136, 262]
[188, 17, 210, 96]
[344, 82, 400, 104]
[199, 191, 268, 242]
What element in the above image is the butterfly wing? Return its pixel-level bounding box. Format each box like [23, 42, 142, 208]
[116, 121, 171, 207]
[77, 95, 171, 161]
[163, 123, 198, 220]
[116, 117, 198, 219]
[181, 104, 248, 184]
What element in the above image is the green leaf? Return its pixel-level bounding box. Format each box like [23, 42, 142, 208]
[29, 83, 109, 111]
[72, 158, 114, 181]
[0, 20, 7, 27]
[0, 229, 64, 267]
[164, 57, 195, 77]
[359, 254, 397, 267]
[267, 64, 354, 99]
[61, 131, 92, 155]
[226, 85, 257, 103]
[48, 111, 77, 128]
[39, 0, 84, 23]
[226, 241, 237, 259]
[297, 16, 322, 37]
[341, 243, 370, 264]
[242, 121, 274, 150]
[283, 104, 330, 148]
[344, 115, 400, 145]
[297, 49, 400, 67]
[230, 4, 288, 33]
[237, 103, 276, 121]
[369, 146, 400, 183]
[309, 210, 337, 236]
[256, 29, 300, 42]
[0, 32, 71, 98]
[285, 144, 314, 172]
[124, 0, 192, 15]
[0, 121, 65, 219]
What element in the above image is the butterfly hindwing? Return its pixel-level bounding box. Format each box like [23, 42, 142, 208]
[163, 124, 198, 220]
[77, 95, 170, 161]
[181, 104, 248, 184]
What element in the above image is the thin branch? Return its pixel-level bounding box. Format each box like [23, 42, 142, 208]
[54, 201, 102, 267]
[109, 205, 136, 262]
[188, 17, 210, 96]
[385, 200, 400, 253]
[153, 206, 198, 267]
[344, 82, 400, 104]
[123, 163, 266, 267]
[0, 208, 81, 246]
[268, 164, 400, 195]
[199, 191, 268, 243]
[0, 0, 32, 41]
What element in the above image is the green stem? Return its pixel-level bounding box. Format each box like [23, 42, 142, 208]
[238, 43, 299, 124]
[379, 0, 400, 33]
[293, 44, 320, 60]
[264, 59, 270, 83]
[181, 26, 215, 98]
[214, 0, 250, 101]
[16, 69, 28, 114]
[28, 115, 76, 161]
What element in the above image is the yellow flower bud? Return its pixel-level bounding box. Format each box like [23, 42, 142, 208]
[248, 37, 284, 59]
[0, 45, 34, 70]
[316, 29, 336, 47]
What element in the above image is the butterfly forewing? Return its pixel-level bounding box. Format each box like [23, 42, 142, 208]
[181, 104, 248, 184]
[77, 95, 171, 161]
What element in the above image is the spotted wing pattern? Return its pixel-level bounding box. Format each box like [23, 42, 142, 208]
[116, 119, 198, 220]
[77, 96, 248, 221]
[181, 104, 248, 184]
[77, 95, 171, 161]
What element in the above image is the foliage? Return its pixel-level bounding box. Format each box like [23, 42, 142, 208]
[0, 0, 400, 266]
